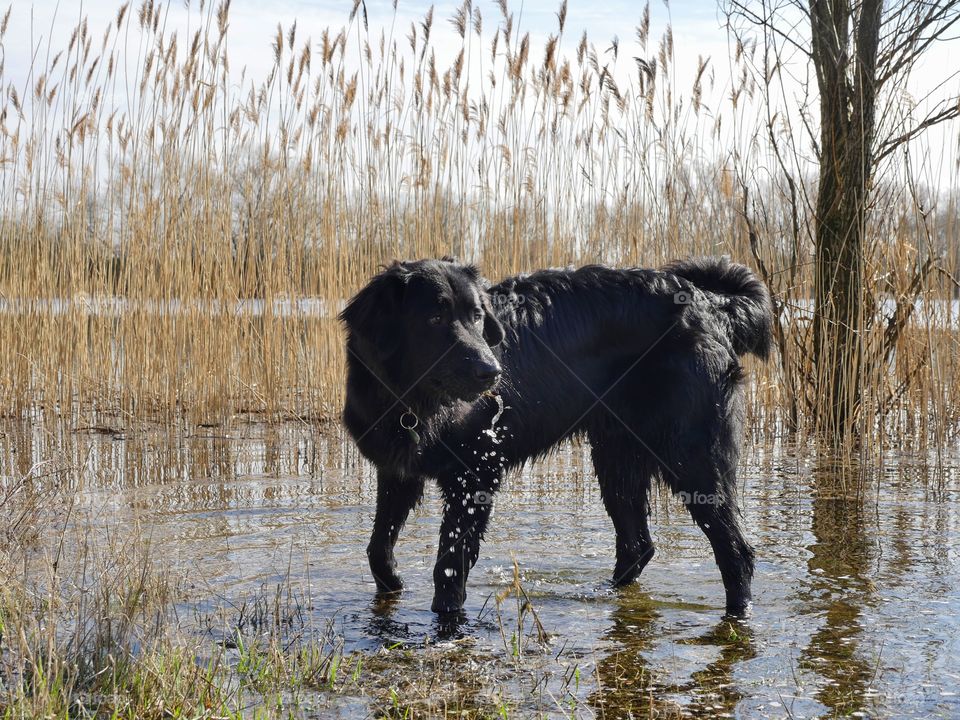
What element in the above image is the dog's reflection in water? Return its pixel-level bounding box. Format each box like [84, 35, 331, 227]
[586, 593, 757, 718]
[365, 592, 471, 644]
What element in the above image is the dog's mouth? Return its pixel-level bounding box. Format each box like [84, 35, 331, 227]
[426, 374, 500, 403]
[460, 377, 500, 400]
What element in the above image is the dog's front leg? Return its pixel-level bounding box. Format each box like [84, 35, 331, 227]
[367, 470, 425, 594]
[431, 476, 498, 613]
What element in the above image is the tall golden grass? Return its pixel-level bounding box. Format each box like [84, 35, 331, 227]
[0, 0, 956, 445]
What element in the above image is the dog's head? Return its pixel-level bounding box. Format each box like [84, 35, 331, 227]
[340, 258, 505, 405]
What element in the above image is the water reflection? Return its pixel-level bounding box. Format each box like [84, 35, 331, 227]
[2, 420, 959, 718]
[366, 595, 417, 642]
[586, 594, 662, 716]
[686, 620, 757, 716]
[798, 458, 876, 717]
[587, 591, 757, 719]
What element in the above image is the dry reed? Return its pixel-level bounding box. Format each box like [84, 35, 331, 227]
[0, 0, 955, 448]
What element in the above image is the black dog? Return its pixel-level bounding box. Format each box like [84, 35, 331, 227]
[340, 257, 772, 616]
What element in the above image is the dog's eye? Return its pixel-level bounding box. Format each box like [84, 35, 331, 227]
[472, 309, 483, 324]
[429, 314, 444, 325]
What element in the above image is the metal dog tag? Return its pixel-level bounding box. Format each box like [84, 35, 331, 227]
[399, 411, 420, 444]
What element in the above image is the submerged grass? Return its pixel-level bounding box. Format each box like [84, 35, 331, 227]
[0, 0, 955, 446]
[0, 454, 660, 719]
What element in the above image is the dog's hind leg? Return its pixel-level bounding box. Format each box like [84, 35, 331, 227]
[367, 471, 425, 594]
[590, 433, 655, 587]
[653, 354, 755, 616]
[671, 441, 754, 616]
[683, 490, 754, 617]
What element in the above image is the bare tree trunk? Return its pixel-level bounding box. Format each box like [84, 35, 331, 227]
[809, 0, 882, 439]
[728, 0, 960, 439]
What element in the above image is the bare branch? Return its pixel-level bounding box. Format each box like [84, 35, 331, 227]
[877, 4, 960, 87]
[876, 98, 960, 163]
[725, 0, 812, 59]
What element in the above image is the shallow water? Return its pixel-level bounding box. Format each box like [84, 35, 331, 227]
[4, 419, 960, 718]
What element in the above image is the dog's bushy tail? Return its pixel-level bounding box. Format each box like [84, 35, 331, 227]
[665, 257, 773, 359]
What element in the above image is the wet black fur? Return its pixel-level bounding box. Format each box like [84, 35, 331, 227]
[340, 257, 773, 617]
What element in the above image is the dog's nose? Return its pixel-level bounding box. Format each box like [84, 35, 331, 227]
[472, 359, 501, 382]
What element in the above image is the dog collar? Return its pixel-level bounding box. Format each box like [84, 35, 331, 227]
[399, 410, 420, 444]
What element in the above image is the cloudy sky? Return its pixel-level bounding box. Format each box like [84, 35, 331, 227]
[4, 1, 732, 88]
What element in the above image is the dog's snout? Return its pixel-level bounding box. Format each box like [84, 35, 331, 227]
[472, 359, 501, 382]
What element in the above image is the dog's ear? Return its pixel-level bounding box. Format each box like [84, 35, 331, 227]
[339, 263, 410, 356]
[480, 291, 505, 347]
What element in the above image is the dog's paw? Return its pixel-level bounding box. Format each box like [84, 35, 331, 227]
[368, 548, 404, 594]
[431, 592, 465, 614]
[371, 570, 404, 594]
[377, 578, 403, 597]
[611, 549, 654, 587]
[611, 567, 642, 587]
[724, 597, 753, 618]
